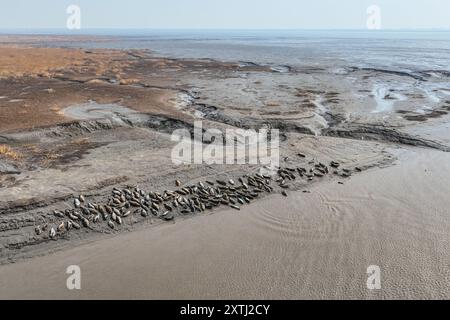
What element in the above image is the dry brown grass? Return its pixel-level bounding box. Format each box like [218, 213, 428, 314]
[39, 151, 61, 167]
[22, 144, 39, 153]
[42, 151, 61, 161]
[0, 144, 21, 160]
[72, 137, 89, 145]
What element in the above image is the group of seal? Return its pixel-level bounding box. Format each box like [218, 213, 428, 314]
[34, 157, 357, 240]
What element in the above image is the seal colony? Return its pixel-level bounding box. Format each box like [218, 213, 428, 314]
[34, 158, 355, 240]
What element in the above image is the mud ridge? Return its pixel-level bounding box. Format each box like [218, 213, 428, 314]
[0, 176, 129, 215]
[0, 154, 384, 264]
[349, 67, 426, 81]
[192, 103, 315, 135]
[323, 124, 450, 152]
[1, 112, 203, 143]
[182, 97, 447, 151]
[419, 70, 450, 78]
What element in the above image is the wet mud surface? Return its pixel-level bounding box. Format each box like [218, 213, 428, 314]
[1, 37, 449, 269]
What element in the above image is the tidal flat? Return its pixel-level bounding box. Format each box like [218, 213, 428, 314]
[1, 34, 450, 299]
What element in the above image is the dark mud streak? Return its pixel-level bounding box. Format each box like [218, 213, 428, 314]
[420, 70, 450, 78]
[0, 195, 74, 216]
[0, 135, 16, 144]
[349, 67, 427, 81]
[323, 125, 450, 152]
[191, 103, 315, 135]
[397, 106, 449, 122]
[53, 74, 189, 94]
[3, 116, 197, 141]
[322, 112, 346, 128]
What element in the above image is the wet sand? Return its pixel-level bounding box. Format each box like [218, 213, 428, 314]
[1, 37, 450, 300]
[1, 148, 449, 299]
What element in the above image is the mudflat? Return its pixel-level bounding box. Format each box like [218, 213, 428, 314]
[1, 35, 450, 299]
[1, 148, 449, 299]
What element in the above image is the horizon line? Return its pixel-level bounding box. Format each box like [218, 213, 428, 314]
[2, 27, 450, 31]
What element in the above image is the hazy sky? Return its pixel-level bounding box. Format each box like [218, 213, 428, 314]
[1, 0, 449, 30]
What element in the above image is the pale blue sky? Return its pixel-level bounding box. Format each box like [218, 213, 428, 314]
[1, 0, 449, 30]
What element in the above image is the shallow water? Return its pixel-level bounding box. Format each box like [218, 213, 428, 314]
[25, 30, 450, 71]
